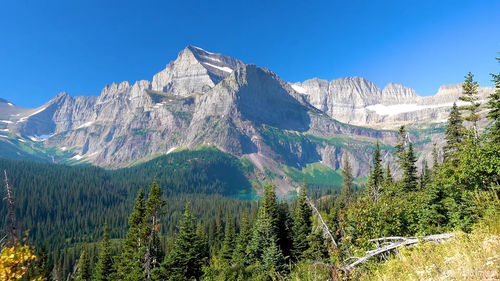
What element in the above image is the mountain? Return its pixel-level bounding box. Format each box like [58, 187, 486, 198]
[1, 46, 493, 194]
[291, 78, 493, 129]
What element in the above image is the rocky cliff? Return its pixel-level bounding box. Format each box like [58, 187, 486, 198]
[1, 46, 492, 194]
[291, 78, 493, 129]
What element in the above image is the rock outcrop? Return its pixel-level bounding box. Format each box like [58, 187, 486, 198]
[291, 78, 493, 128]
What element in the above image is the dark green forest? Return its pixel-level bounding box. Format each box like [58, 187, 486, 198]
[1, 68, 500, 280]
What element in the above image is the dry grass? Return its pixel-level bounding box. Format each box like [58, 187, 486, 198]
[359, 211, 500, 281]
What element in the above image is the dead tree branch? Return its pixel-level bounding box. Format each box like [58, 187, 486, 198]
[341, 233, 454, 271]
[306, 196, 338, 249]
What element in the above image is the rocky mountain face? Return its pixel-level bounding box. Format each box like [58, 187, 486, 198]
[1, 46, 492, 194]
[291, 78, 493, 129]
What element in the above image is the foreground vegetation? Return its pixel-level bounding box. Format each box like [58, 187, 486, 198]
[359, 209, 499, 281]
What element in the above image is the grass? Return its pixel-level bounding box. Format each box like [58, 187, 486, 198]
[358, 207, 500, 281]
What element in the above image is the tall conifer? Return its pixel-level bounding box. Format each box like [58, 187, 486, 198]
[159, 203, 204, 280]
[94, 223, 114, 281]
[460, 72, 481, 137]
[443, 102, 464, 160]
[487, 57, 500, 141]
[74, 246, 91, 281]
[220, 215, 236, 262]
[144, 179, 166, 278]
[116, 189, 147, 281]
[292, 183, 312, 260]
[339, 152, 354, 206]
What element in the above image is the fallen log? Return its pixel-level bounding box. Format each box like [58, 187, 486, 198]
[341, 233, 455, 271]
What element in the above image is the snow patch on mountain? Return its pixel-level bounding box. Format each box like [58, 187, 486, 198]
[77, 121, 94, 129]
[202, 62, 233, 73]
[291, 85, 308, 94]
[28, 134, 53, 142]
[19, 107, 47, 122]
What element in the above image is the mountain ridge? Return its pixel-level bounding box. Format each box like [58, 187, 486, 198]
[0, 46, 493, 194]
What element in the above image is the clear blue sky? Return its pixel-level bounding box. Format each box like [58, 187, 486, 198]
[1, 0, 499, 108]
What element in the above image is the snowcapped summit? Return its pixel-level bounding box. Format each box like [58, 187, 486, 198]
[151, 46, 245, 96]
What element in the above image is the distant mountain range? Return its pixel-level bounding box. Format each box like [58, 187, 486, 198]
[0, 46, 494, 194]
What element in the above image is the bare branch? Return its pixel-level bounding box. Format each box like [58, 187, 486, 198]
[306, 196, 338, 249]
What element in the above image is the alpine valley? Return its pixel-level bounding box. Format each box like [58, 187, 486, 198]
[0, 46, 494, 195]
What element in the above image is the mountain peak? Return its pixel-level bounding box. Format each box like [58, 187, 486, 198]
[151, 46, 245, 95]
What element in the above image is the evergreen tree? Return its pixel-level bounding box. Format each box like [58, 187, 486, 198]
[94, 223, 114, 281]
[383, 164, 393, 188]
[232, 211, 251, 264]
[220, 215, 236, 262]
[487, 56, 500, 141]
[339, 152, 354, 206]
[277, 200, 293, 260]
[459, 72, 481, 137]
[261, 182, 280, 235]
[116, 189, 147, 281]
[246, 183, 282, 265]
[394, 126, 418, 191]
[365, 166, 375, 198]
[394, 125, 408, 167]
[159, 203, 204, 281]
[261, 240, 287, 277]
[303, 229, 328, 261]
[74, 247, 91, 281]
[144, 179, 166, 278]
[194, 223, 209, 267]
[368, 142, 384, 201]
[432, 143, 439, 168]
[443, 102, 464, 159]
[402, 142, 418, 191]
[373, 141, 384, 187]
[292, 183, 312, 260]
[419, 161, 432, 190]
[215, 205, 224, 252]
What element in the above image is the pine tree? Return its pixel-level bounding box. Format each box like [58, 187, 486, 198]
[368, 142, 384, 201]
[94, 223, 114, 281]
[232, 211, 251, 264]
[339, 152, 354, 206]
[277, 200, 293, 260]
[383, 164, 393, 188]
[292, 183, 312, 260]
[261, 182, 280, 235]
[116, 188, 147, 281]
[214, 205, 224, 253]
[144, 179, 166, 278]
[394, 126, 418, 191]
[419, 161, 432, 190]
[394, 125, 408, 168]
[74, 246, 91, 281]
[443, 102, 464, 160]
[459, 72, 481, 137]
[246, 183, 282, 265]
[194, 223, 209, 267]
[261, 240, 287, 276]
[159, 203, 204, 280]
[402, 142, 418, 191]
[303, 229, 328, 261]
[487, 56, 500, 141]
[373, 141, 384, 187]
[220, 215, 236, 262]
[432, 143, 439, 169]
